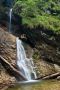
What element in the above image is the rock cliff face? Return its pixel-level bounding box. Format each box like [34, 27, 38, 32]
[14, 25, 60, 65]
[0, 22, 60, 89]
[17, 26, 60, 77]
[0, 17, 60, 77]
[0, 28, 16, 65]
[0, 28, 17, 89]
[0, 28, 27, 89]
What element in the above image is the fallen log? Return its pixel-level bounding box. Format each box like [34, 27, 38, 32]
[0, 55, 27, 81]
[36, 72, 60, 80]
[42, 72, 60, 80]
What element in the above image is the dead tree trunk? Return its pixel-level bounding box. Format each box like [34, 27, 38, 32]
[36, 72, 60, 80]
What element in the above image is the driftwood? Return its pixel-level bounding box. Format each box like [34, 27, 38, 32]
[0, 55, 27, 81]
[42, 72, 60, 80]
[36, 72, 60, 80]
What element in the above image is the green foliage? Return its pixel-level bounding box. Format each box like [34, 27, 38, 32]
[13, 0, 60, 34]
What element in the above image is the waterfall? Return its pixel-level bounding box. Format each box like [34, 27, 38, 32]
[16, 37, 37, 80]
[9, 8, 12, 32]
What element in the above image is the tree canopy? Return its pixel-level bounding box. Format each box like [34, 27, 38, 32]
[13, 0, 60, 33]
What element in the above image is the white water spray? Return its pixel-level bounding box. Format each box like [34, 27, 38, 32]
[9, 8, 12, 32]
[16, 37, 37, 80]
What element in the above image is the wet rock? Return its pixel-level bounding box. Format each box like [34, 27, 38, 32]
[57, 76, 60, 80]
[54, 64, 60, 72]
[33, 58, 56, 78]
[11, 24, 60, 65]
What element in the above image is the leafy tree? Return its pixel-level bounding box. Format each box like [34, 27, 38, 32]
[13, 0, 60, 33]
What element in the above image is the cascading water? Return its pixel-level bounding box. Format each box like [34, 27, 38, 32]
[16, 37, 37, 80]
[9, 8, 12, 32]
[7, 0, 37, 81]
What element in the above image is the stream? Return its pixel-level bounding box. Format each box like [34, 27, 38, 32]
[7, 80, 60, 90]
